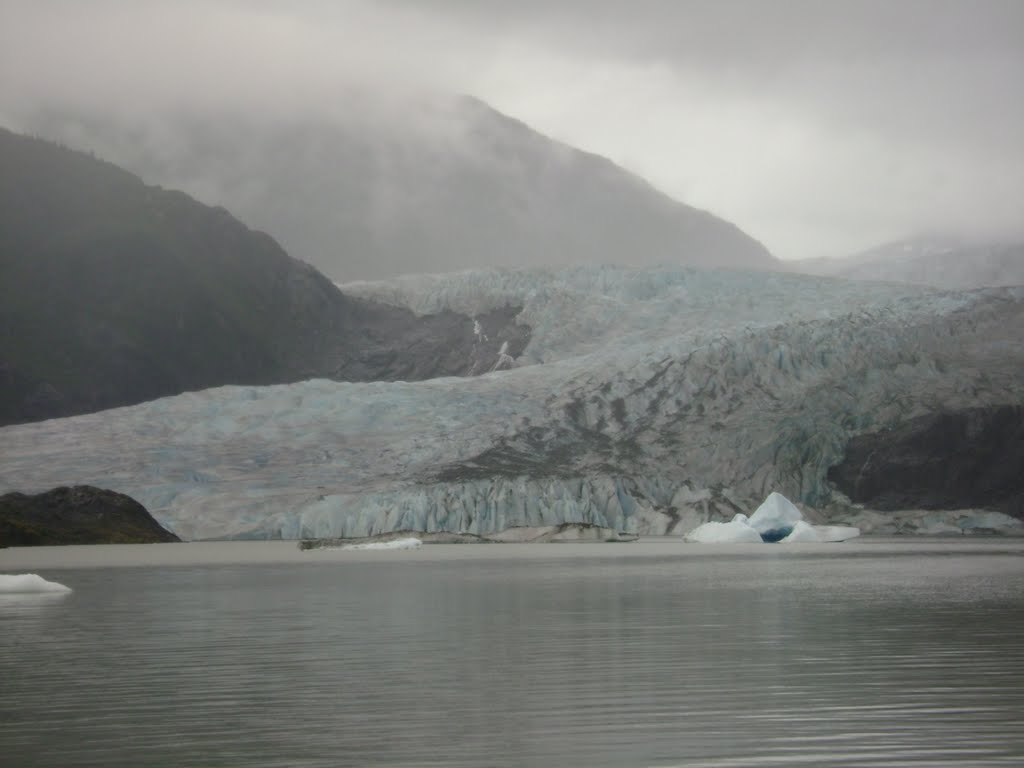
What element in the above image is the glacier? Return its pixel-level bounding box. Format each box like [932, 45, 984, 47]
[1, 265, 1022, 540]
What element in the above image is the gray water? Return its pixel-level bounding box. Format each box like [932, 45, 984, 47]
[2, 540, 1023, 767]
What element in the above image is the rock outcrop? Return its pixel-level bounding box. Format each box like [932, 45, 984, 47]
[827, 405, 1024, 518]
[0, 485, 180, 546]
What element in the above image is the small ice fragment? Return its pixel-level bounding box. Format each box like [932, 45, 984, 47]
[684, 519, 763, 543]
[813, 525, 861, 542]
[0, 574, 72, 593]
[341, 537, 422, 551]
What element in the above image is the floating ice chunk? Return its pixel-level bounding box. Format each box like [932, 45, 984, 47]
[748, 492, 804, 542]
[687, 493, 860, 544]
[779, 520, 822, 543]
[684, 519, 763, 543]
[0, 574, 72, 593]
[813, 525, 861, 542]
[341, 537, 422, 551]
[956, 511, 1023, 532]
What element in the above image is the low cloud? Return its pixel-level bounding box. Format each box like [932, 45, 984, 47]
[2, 0, 1021, 259]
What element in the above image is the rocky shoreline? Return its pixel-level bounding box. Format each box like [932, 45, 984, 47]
[299, 522, 639, 550]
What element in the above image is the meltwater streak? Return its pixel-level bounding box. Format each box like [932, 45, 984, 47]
[1, 542, 1023, 767]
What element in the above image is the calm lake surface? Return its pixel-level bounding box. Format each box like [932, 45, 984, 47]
[2, 539, 1023, 768]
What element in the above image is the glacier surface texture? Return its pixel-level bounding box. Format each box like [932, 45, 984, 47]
[1, 266, 1022, 540]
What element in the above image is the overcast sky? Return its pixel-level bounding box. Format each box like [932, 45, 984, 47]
[2, 0, 1021, 259]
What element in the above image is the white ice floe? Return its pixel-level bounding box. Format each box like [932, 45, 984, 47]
[684, 517, 764, 544]
[341, 537, 423, 551]
[812, 525, 861, 542]
[0, 574, 72, 593]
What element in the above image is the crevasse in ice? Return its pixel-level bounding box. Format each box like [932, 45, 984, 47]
[0, 266, 1021, 540]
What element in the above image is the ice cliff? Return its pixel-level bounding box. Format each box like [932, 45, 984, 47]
[1, 265, 1022, 540]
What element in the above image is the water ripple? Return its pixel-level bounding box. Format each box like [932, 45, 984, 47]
[2, 543, 1023, 767]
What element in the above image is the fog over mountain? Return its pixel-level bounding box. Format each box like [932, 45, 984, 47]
[793, 236, 1024, 290]
[21, 98, 773, 282]
[1, 2, 1022, 539]
[2, 0, 1021, 264]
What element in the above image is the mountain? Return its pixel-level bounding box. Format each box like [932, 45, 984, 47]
[791, 236, 1024, 289]
[0, 128, 525, 425]
[2, 265, 1021, 540]
[23, 96, 776, 282]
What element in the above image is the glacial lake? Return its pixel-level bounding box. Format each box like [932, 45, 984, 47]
[2, 539, 1023, 767]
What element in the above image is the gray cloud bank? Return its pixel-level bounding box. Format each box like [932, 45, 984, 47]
[1, 0, 1021, 260]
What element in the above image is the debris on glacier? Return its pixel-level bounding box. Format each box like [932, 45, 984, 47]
[0, 574, 72, 593]
[847, 508, 1024, 536]
[685, 493, 860, 544]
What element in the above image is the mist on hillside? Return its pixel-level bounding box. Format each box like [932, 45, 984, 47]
[2, 0, 1022, 273]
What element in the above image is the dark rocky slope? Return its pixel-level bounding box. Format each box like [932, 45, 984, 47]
[0, 485, 180, 545]
[828, 406, 1024, 518]
[0, 128, 528, 425]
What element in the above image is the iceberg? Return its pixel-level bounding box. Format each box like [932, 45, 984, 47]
[748, 492, 805, 542]
[341, 537, 422, 551]
[0, 573, 72, 593]
[684, 516, 764, 543]
[779, 520, 822, 543]
[685, 493, 861, 544]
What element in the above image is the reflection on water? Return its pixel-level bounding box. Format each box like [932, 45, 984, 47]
[1, 541, 1023, 767]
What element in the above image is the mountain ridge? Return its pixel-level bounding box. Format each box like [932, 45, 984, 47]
[0, 127, 528, 425]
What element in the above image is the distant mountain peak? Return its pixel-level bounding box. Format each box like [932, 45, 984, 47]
[790, 234, 1024, 289]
